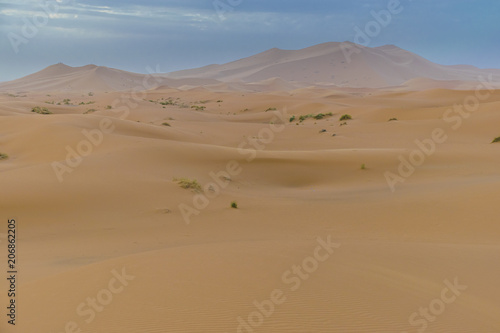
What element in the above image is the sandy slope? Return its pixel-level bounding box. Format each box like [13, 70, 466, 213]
[1, 79, 500, 333]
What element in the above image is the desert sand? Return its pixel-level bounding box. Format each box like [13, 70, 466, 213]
[1, 44, 500, 332]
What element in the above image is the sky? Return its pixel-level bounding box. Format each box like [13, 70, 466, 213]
[1, 0, 499, 81]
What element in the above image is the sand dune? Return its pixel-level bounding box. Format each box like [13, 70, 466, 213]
[167, 42, 500, 88]
[0, 63, 220, 93]
[4, 43, 500, 94]
[2, 45, 500, 332]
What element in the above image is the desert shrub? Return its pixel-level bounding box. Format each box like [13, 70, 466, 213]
[84, 109, 97, 114]
[289, 115, 296, 122]
[492, 137, 500, 143]
[175, 178, 202, 192]
[31, 106, 52, 114]
[63, 99, 71, 105]
[159, 99, 175, 106]
[265, 107, 277, 112]
[162, 122, 171, 127]
[389, 118, 398, 121]
[88, 92, 94, 96]
[339, 114, 352, 121]
[298, 113, 334, 122]
[191, 105, 206, 111]
[0, 153, 8, 160]
[105, 105, 112, 109]
[361, 163, 366, 170]
[231, 201, 238, 209]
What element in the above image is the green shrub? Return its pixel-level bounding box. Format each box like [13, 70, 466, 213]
[0, 153, 8, 160]
[231, 201, 238, 209]
[492, 137, 500, 143]
[265, 107, 277, 112]
[159, 99, 175, 106]
[175, 178, 202, 192]
[339, 114, 352, 121]
[289, 115, 296, 122]
[105, 105, 112, 109]
[31, 106, 52, 114]
[388, 118, 398, 121]
[361, 163, 366, 170]
[298, 113, 334, 122]
[191, 105, 206, 111]
[162, 122, 171, 127]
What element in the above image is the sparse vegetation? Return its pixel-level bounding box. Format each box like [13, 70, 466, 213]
[105, 105, 112, 109]
[162, 122, 171, 127]
[31, 106, 52, 114]
[45, 101, 55, 104]
[492, 136, 500, 143]
[289, 115, 296, 122]
[313, 112, 333, 120]
[191, 105, 206, 111]
[265, 107, 277, 112]
[298, 112, 334, 122]
[84, 109, 97, 114]
[389, 118, 398, 121]
[63, 98, 71, 105]
[361, 163, 366, 170]
[159, 99, 176, 106]
[339, 114, 352, 121]
[175, 178, 202, 192]
[0, 153, 8, 160]
[231, 201, 238, 209]
[217, 100, 223, 103]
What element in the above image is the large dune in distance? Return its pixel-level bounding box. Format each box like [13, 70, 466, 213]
[2, 42, 500, 332]
[167, 42, 500, 88]
[0, 63, 220, 93]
